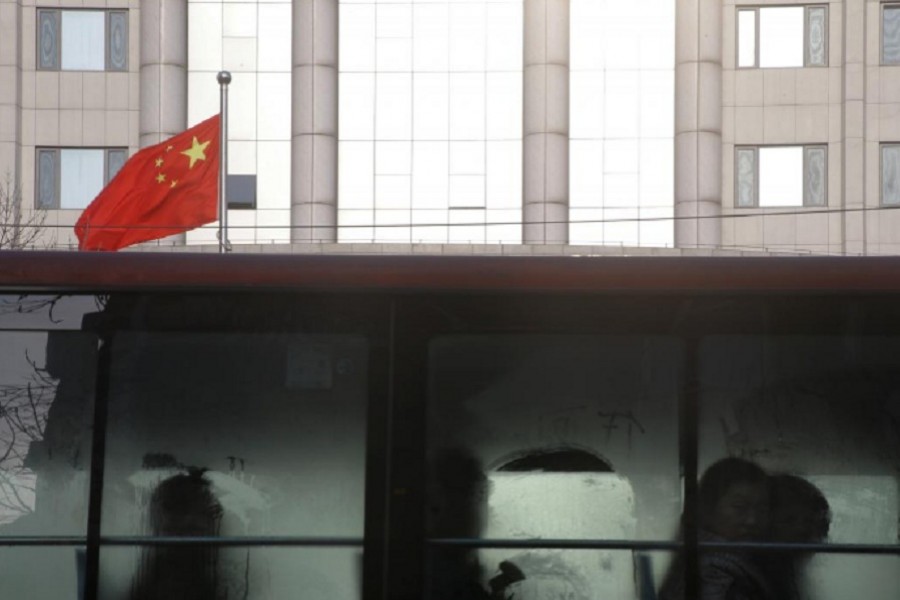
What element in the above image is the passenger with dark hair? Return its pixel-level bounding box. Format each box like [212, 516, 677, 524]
[660, 457, 774, 600]
[764, 474, 831, 600]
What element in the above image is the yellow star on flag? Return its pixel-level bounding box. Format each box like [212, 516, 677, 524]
[156, 173, 166, 184]
[155, 157, 163, 167]
[170, 180, 178, 188]
[181, 136, 211, 169]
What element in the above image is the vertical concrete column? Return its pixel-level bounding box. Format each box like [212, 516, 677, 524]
[0, 1, 21, 180]
[292, 0, 338, 243]
[523, 0, 569, 244]
[674, 0, 722, 249]
[140, 0, 188, 245]
[843, 0, 866, 255]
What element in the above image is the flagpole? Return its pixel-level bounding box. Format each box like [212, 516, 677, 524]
[217, 71, 232, 253]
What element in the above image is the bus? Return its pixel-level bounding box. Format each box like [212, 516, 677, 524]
[1, 251, 898, 599]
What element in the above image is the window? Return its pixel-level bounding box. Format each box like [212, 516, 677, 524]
[735, 145, 827, 208]
[881, 144, 900, 205]
[37, 9, 128, 71]
[737, 6, 828, 68]
[226, 174, 257, 210]
[36, 148, 127, 209]
[884, 4, 900, 64]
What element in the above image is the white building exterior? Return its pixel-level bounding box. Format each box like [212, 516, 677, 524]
[2, 0, 900, 254]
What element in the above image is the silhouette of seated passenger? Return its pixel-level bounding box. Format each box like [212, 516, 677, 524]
[660, 457, 774, 600]
[764, 474, 831, 600]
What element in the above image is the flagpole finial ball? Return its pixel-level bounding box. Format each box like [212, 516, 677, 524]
[217, 71, 232, 85]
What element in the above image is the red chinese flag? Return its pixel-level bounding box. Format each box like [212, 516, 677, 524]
[75, 114, 220, 251]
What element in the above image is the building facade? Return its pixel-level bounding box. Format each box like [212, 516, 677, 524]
[1, 0, 900, 254]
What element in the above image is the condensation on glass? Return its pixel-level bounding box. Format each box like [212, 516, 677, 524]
[699, 333, 900, 600]
[0, 295, 99, 600]
[884, 5, 900, 65]
[98, 332, 367, 599]
[735, 147, 757, 207]
[426, 335, 682, 600]
[882, 144, 900, 205]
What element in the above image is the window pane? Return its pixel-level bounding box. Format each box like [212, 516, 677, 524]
[36, 150, 57, 209]
[759, 146, 803, 207]
[107, 11, 128, 71]
[428, 547, 673, 600]
[738, 10, 757, 67]
[101, 330, 368, 538]
[100, 546, 362, 600]
[37, 10, 59, 70]
[699, 332, 900, 550]
[807, 7, 827, 66]
[0, 547, 85, 598]
[61, 11, 106, 71]
[60, 149, 105, 209]
[427, 334, 682, 535]
[759, 7, 804, 68]
[106, 149, 127, 184]
[735, 148, 756, 207]
[884, 7, 900, 64]
[0, 329, 95, 535]
[804, 147, 827, 206]
[882, 145, 900, 206]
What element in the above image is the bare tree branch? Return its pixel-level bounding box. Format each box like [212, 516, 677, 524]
[0, 171, 51, 250]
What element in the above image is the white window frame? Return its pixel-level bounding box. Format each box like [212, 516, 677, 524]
[36, 8, 128, 72]
[736, 5, 829, 69]
[734, 145, 828, 208]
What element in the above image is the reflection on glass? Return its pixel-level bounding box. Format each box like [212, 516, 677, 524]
[428, 335, 682, 599]
[0, 296, 97, 600]
[735, 148, 756, 207]
[0, 329, 95, 535]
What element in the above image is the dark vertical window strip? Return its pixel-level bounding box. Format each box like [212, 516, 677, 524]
[681, 336, 700, 600]
[362, 299, 396, 600]
[82, 334, 113, 600]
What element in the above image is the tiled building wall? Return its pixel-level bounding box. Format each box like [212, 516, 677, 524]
[3, 0, 141, 249]
[721, 0, 843, 254]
